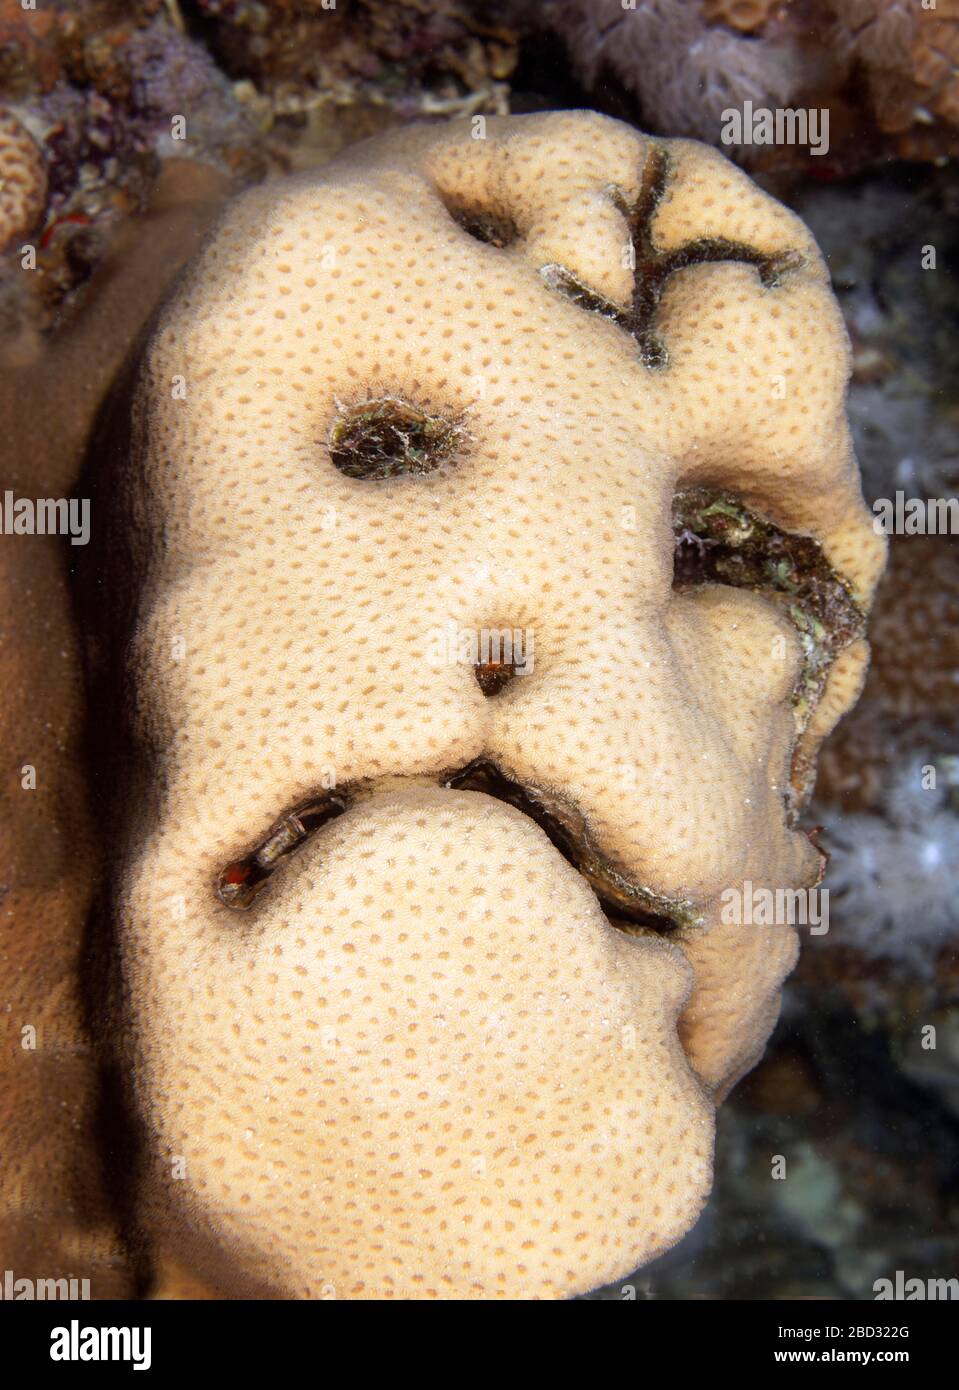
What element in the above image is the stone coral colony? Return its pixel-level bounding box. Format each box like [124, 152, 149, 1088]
[83, 110, 883, 1300]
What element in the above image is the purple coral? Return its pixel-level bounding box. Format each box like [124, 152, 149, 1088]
[126, 24, 230, 118]
[124, 22, 258, 162]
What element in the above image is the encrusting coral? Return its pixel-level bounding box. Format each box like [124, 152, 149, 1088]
[830, 0, 959, 160]
[0, 107, 47, 251]
[79, 111, 883, 1298]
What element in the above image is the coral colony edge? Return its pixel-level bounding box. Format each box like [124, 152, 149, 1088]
[74, 111, 883, 1300]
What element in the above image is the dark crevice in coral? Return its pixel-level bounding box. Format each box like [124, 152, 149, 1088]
[443, 200, 518, 249]
[671, 487, 867, 800]
[538, 261, 628, 327]
[444, 758, 697, 933]
[216, 760, 697, 932]
[328, 397, 467, 480]
[609, 142, 672, 367]
[474, 659, 519, 695]
[217, 792, 349, 909]
[542, 145, 803, 368]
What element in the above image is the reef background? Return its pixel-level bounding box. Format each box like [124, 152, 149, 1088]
[1, 0, 956, 1299]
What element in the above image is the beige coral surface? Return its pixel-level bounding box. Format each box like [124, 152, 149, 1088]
[85, 111, 883, 1297]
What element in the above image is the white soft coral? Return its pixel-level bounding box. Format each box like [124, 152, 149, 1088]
[825, 757, 959, 972]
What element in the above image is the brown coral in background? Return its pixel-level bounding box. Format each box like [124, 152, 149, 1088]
[817, 533, 959, 811]
[862, 533, 959, 724]
[805, 533, 959, 1015]
[703, 0, 790, 36]
[831, 0, 959, 160]
[0, 106, 46, 249]
[0, 535, 128, 1295]
[0, 157, 231, 1298]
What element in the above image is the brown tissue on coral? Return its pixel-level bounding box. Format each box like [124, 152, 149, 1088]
[0, 1, 166, 98]
[702, 0, 788, 35]
[0, 3, 55, 94]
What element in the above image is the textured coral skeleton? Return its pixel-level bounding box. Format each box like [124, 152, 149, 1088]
[0, 107, 47, 252]
[77, 111, 884, 1299]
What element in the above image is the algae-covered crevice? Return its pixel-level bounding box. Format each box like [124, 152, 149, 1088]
[445, 759, 703, 934]
[328, 396, 469, 480]
[672, 486, 867, 804]
[540, 146, 802, 369]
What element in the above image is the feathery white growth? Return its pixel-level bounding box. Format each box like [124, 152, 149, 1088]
[825, 758, 959, 972]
